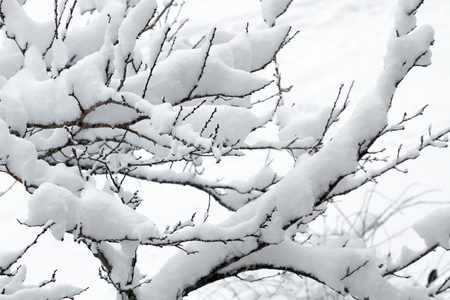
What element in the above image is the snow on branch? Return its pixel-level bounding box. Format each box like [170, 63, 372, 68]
[0, 0, 448, 299]
[0, 221, 88, 298]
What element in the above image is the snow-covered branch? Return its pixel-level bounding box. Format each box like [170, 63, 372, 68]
[0, 0, 448, 299]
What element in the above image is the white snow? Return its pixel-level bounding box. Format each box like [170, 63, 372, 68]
[0, 0, 448, 299]
[413, 206, 450, 248]
[51, 39, 68, 76]
[260, 0, 292, 27]
[0, 120, 84, 193]
[26, 183, 161, 241]
[117, 0, 157, 56]
[65, 1, 125, 63]
[122, 25, 290, 104]
[0, 0, 54, 54]
[26, 183, 79, 240]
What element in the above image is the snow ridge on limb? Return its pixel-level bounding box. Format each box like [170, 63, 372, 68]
[0, 0, 54, 54]
[260, 0, 293, 27]
[122, 25, 291, 105]
[219, 240, 430, 300]
[320, 0, 436, 201]
[414, 205, 450, 249]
